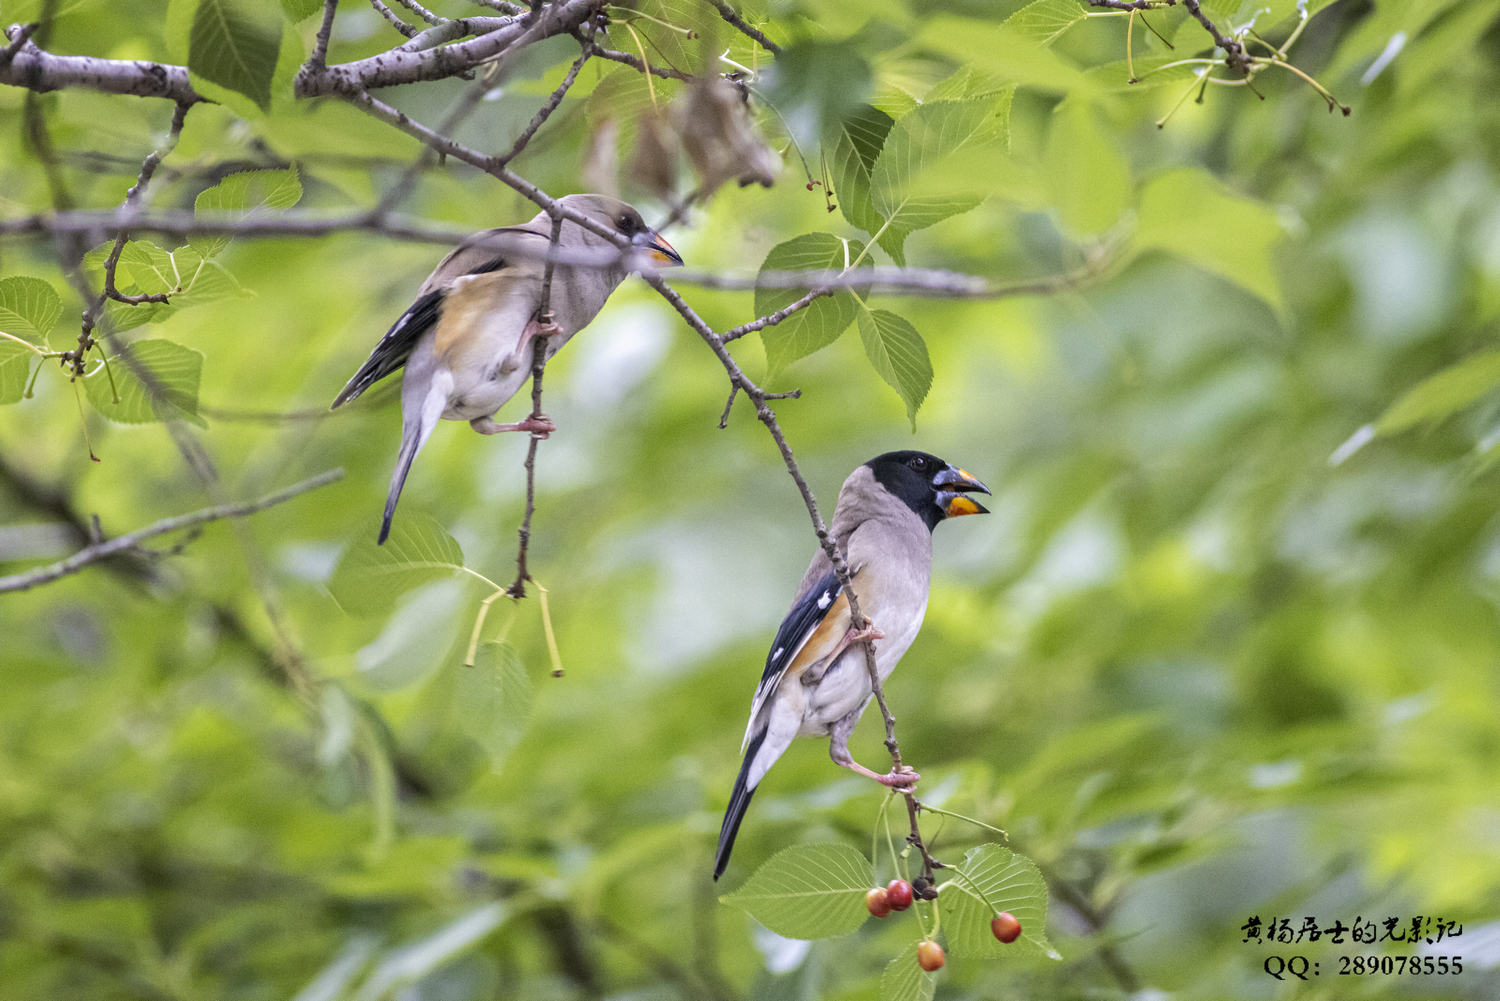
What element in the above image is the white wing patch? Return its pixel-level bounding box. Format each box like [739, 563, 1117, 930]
[817, 590, 832, 610]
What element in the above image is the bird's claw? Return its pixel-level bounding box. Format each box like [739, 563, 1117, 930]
[524, 318, 564, 340]
[878, 767, 921, 790]
[850, 625, 885, 644]
[469, 413, 558, 438]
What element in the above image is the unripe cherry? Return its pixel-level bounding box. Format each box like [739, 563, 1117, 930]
[916, 940, 945, 971]
[865, 887, 892, 918]
[991, 912, 1022, 943]
[885, 879, 914, 911]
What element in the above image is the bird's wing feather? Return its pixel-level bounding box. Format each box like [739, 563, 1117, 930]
[742, 565, 863, 750]
[331, 226, 544, 409]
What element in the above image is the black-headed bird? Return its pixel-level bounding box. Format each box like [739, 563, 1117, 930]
[331, 194, 682, 543]
[714, 451, 991, 880]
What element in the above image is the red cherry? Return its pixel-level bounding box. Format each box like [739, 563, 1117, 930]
[991, 912, 1022, 943]
[885, 879, 914, 911]
[865, 887, 892, 918]
[916, 940, 945, 971]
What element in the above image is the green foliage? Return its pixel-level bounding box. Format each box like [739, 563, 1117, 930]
[193, 165, 303, 258]
[1005, 0, 1089, 46]
[879, 941, 937, 1001]
[1044, 101, 1130, 238]
[0, 340, 34, 405]
[1135, 168, 1285, 312]
[0, 276, 62, 345]
[190, 0, 283, 112]
[867, 97, 1004, 265]
[453, 640, 534, 768]
[939, 845, 1055, 959]
[719, 843, 874, 938]
[327, 513, 467, 616]
[81, 338, 206, 426]
[830, 104, 894, 236]
[280, 0, 323, 22]
[855, 306, 931, 428]
[1376, 351, 1500, 436]
[755, 233, 870, 375]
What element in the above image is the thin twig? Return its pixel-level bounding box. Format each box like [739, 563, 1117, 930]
[0, 22, 39, 69]
[703, 0, 780, 55]
[394, 0, 444, 26]
[506, 212, 565, 599]
[370, 0, 419, 37]
[0, 469, 343, 593]
[310, 0, 341, 68]
[494, 44, 590, 167]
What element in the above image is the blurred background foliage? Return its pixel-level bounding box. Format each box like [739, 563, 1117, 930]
[3, 0, 1500, 997]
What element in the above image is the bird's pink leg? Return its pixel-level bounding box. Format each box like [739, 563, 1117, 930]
[828, 702, 920, 789]
[470, 414, 556, 437]
[470, 318, 564, 437]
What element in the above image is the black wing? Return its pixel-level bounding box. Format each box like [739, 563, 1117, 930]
[330, 255, 508, 409]
[751, 568, 843, 706]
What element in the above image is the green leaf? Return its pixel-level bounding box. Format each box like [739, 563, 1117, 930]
[829, 104, 894, 237]
[1005, 0, 1088, 46]
[719, 843, 874, 939]
[82, 339, 206, 427]
[1135, 168, 1285, 313]
[755, 233, 870, 376]
[280, 0, 322, 21]
[879, 942, 937, 1001]
[869, 99, 1000, 265]
[926, 66, 1014, 103]
[0, 276, 63, 344]
[856, 307, 932, 428]
[916, 16, 1094, 94]
[327, 513, 467, 616]
[193, 166, 303, 258]
[1376, 352, 1500, 436]
[350, 903, 508, 1001]
[939, 845, 1057, 959]
[356, 580, 464, 691]
[0, 340, 36, 405]
[190, 0, 282, 112]
[454, 641, 534, 768]
[1043, 101, 1131, 237]
[764, 40, 873, 149]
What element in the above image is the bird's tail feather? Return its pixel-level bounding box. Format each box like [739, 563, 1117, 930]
[378, 379, 448, 545]
[714, 726, 767, 881]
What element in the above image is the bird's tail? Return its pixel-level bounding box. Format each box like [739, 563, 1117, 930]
[714, 727, 768, 881]
[379, 377, 448, 545]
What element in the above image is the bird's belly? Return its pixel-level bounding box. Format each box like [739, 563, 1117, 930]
[794, 600, 927, 738]
[441, 366, 530, 420]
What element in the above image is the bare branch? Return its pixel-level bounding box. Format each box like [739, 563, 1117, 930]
[506, 212, 566, 598]
[0, 21, 38, 69]
[703, 0, 780, 56]
[370, 0, 419, 38]
[2, 25, 202, 103]
[586, 42, 693, 81]
[394, 0, 445, 26]
[495, 45, 589, 166]
[96, 101, 192, 310]
[310, 0, 340, 68]
[0, 469, 344, 594]
[396, 15, 519, 52]
[296, 0, 598, 97]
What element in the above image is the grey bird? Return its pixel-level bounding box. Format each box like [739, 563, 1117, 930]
[714, 451, 991, 881]
[331, 194, 682, 543]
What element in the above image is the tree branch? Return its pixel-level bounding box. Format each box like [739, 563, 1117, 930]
[2, 24, 202, 103]
[0, 469, 344, 594]
[494, 44, 589, 167]
[703, 0, 780, 56]
[369, 0, 419, 38]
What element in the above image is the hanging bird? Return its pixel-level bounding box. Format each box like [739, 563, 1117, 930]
[714, 451, 991, 881]
[331, 194, 682, 543]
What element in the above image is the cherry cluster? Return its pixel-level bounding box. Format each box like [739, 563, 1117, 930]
[863, 879, 1022, 972]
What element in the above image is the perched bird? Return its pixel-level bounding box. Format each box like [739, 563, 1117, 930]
[331, 194, 682, 543]
[714, 451, 991, 880]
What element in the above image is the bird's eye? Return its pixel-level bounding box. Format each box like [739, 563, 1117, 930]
[908, 457, 925, 471]
[617, 214, 637, 235]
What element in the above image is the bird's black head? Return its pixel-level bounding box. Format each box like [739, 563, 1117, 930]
[865, 451, 991, 532]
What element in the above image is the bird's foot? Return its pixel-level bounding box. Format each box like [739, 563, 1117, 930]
[470, 413, 557, 438]
[522, 317, 565, 341]
[877, 765, 921, 789]
[849, 624, 885, 644]
[834, 756, 921, 789]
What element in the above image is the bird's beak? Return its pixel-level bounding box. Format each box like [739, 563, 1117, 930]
[933, 464, 991, 518]
[634, 228, 683, 267]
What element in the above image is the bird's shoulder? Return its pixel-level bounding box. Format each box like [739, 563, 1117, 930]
[419, 225, 547, 296]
